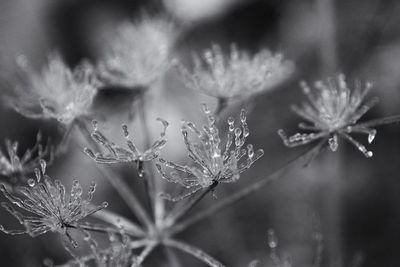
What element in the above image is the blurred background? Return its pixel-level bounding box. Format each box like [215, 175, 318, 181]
[1, 0, 400, 266]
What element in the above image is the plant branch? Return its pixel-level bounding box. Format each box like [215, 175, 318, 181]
[357, 114, 400, 128]
[169, 140, 326, 235]
[132, 241, 157, 267]
[163, 238, 226, 267]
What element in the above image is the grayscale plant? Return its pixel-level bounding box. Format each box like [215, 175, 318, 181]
[98, 16, 176, 88]
[178, 44, 294, 100]
[5, 53, 99, 125]
[0, 132, 53, 181]
[84, 118, 168, 176]
[156, 105, 264, 200]
[278, 74, 386, 157]
[0, 160, 108, 247]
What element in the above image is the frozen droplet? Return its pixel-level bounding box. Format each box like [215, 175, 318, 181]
[247, 144, 254, 158]
[366, 151, 373, 158]
[368, 129, 377, 144]
[240, 109, 247, 123]
[91, 120, 98, 131]
[40, 159, 46, 174]
[267, 229, 278, 249]
[122, 124, 129, 138]
[202, 103, 211, 114]
[234, 128, 242, 137]
[27, 178, 36, 187]
[328, 135, 338, 152]
[101, 202, 109, 208]
[34, 168, 41, 182]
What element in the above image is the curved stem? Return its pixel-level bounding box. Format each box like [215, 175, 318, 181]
[169, 141, 326, 236]
[76, 119, 153, 229]
[132, 241, 157, 267]
[164, 239, 226, 267]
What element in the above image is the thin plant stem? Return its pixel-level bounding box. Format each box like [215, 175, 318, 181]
[163, 238, 226, 267]
[163, 247, 184, 267]
[91, 208, 146, 237]
[132, 241, 157, 266]
[165, 181, 218, 227]
[137, 92, 165, 227]
[215, 97, 228, 117]
[75, 119, 153, 229]
[169, 140, 326, 235]
[357, 114, 400, 128]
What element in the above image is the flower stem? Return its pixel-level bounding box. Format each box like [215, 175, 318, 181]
[169, 141, 326, 235]
[163, 239, 226, 267]
[357, 114, 400, 128]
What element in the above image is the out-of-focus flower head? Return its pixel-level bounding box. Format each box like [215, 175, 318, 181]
[0, 160, 108, 247]
[156, 105, 264, 200]
[98, 16, 177, 89]
[82, 225, 135, 267]
[178, 44, 294, 100]
[84, 119, 169, 176]
[5, 53, 99, 125]
[0, 132, 53, 182]
[278, 74, 379, 157]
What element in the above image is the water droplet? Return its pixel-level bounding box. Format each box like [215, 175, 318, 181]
[368, 130, 377, 143]
[328, 135, 338, 152]
[101, 202, 109, 208]
[366, 151, 373, 158]
[122, 124, 129, 138]
[91, 120, 98, 131]
[247, 144, 254, 158]
[27, 178, 36, 187]
[40, 159, 46, 174]
[240, 109, 246, 123]
[202, 103, 210, 114]
[267, 229, 278, 249]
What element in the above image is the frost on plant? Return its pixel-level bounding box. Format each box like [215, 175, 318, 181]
[0, 132, 53, 181]
[278, 74, 379, 158]
[156, 105, 264, 200]
[5, 53, 99, 124]
[82, 227, 135, 267]
[0, 160, 108, 247]
[178, 44, 294, 100]
[84, 119, 168, 176]
[98, 17, 176, 88]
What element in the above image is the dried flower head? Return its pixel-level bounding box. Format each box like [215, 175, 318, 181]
[83, 226, 135, 267]
[98, 17, 176, 88]
[156, 105, 264, 200]
[178, 44, 294, 99]
[0, 132, 53, 181]
[278, 74, 379, 157]
[6, 53, 99, 124]
[0, 160, 108, 247]
[84, 119, 169, 176]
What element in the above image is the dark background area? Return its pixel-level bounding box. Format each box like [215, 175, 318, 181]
[1, 0, 400, 266]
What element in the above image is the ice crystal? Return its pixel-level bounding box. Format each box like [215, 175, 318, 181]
[0, 132, 53, 180]
[178, 44, 293, 99]
[0, 160, 108, 246]
[84, 119, 169, 176]
[156, 105, 264, 199]
[6, 53, 99, 124]
[98, 17, 176, 88]
[278, 74, 379, 158]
